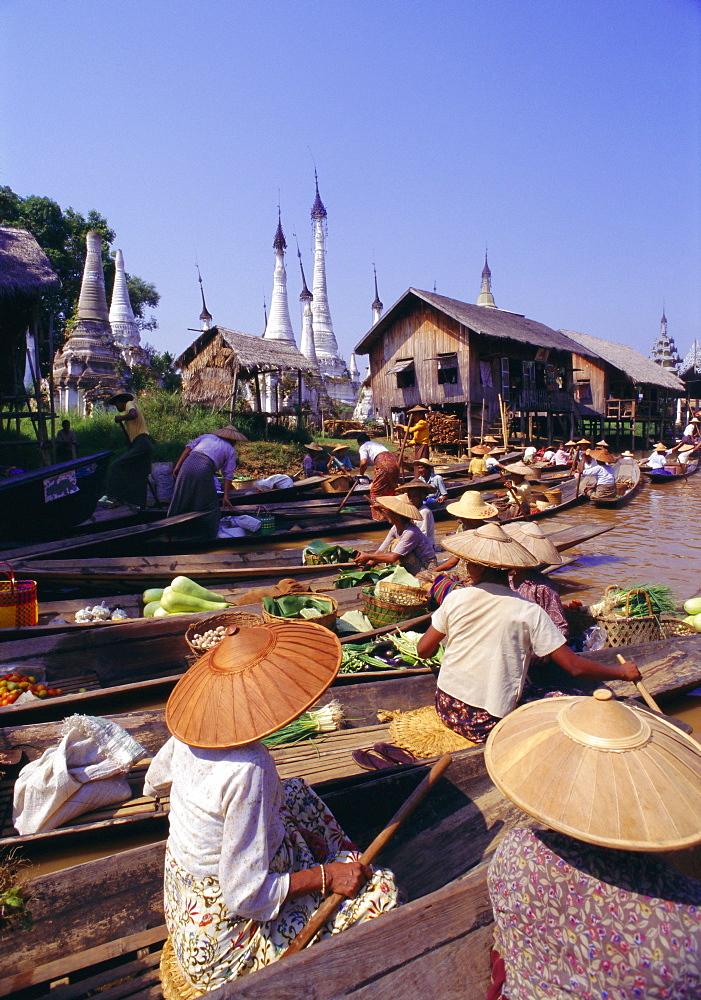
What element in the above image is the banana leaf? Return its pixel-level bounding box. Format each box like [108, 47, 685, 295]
[333, 566, 394, 589]
[302, 540, 356, 564]
[263, 594, 334, 618]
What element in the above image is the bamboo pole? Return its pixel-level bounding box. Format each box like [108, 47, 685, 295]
[283, 754, 453, 956]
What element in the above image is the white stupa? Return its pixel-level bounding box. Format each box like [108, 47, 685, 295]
[263, 212, 295, 344]
[109, 249, 148, 366]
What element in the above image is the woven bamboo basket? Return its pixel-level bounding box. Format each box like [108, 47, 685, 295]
[362, 586, 428, 629]
[542, 487, 562, 504]
[261, 595, 338, 631]
[376, 580, 428, 606]
[321, 473, 353, 494]
[658, 615, 698, 639]
[231, 478, 254, 490]
[594, 587, 663, 647]
[184, 611, 264, 655]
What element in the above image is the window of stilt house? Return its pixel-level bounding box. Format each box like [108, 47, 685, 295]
[389, 358, 416, 388]
[437, 353, 458, 385]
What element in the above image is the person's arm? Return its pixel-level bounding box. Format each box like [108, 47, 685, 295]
[115, 406, 138, 424]
[287, 862, 372, 901]
[434, 554, 460, 572]
[417, 625, 445, 660]
[355, 549, 401, 567]
[222, 480, 234, 508]
[550, 644, 641, 682]
[173, 446, 192, 477]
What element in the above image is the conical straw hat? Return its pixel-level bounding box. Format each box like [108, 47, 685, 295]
[576, 437, 592, 446]
[446, 490, 499, 521]
[485, 689, 701, 852]
[470, 444, 490, 455]
[407, 404, 428, 413]
[503, 462, 536, 479]
[483, 435, 499, 445]
[596, 439, 610, 447]
[214, 425, 249, 442]
[375, 494, 422, 520]
[166, 622, 341, 748]
[620, 450, 635, 458]
[332, 444, 349, 453]
[489, 446, 506, 455]
[679, 443, 696, 454]
[565, 439, 577, 447]
[590, 447, 614, 463]
[441, 522, 539, 569]
[396, 478, 433, 495]
[653, 442, 667, 452]
[501, 521, 565, 565]
[304, 442, 324, 451]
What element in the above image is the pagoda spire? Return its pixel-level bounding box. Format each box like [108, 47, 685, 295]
[310, 172, 342, 371]
[650, 305, 681, 370]
[349, 352, 360, 384]
[263, 209, 295, 343]
[296, 237, 317, 364]
[109, 249, 141, 352]
[197, 265, 212, 331]
[77, 230, 110, 322]
[476, 249, 496, 308]
[372, 264, 383, 324]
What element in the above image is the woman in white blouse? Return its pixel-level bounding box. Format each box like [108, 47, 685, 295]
[145, 621, 398, 992]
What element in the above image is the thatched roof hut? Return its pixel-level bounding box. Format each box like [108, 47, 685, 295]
[562, 329, 685, 394]
[0, 227, 60, 396]
[177, 326, 319, 411]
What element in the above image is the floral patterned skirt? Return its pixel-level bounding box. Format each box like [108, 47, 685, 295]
[164, 777, 399, 991]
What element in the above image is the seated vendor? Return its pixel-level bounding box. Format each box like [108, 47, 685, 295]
[354, 495, 437, 576]
[420, 490, 499, 600]
[416, 523, 640, 744]
[502, 521, 569, 641]
[328, 443, 353, 472]
[396, 478, 436, 546]
[467, 445, 489, 478]
[415, 458, 447, 503]
[145, 622, 399, 992]
[499, 461, 535, 517]
[644, 442, 668, 469]
[582, 446, 616, 498]
[485, 691, 701, 1000]
[302, 443, 329, 476]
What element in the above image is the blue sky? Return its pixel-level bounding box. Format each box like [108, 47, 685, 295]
[1, 0, 699, 373]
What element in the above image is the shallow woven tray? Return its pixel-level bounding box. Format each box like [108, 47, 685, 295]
[184, 611, 264, 654]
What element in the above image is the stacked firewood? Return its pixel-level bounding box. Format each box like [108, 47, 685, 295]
[427, 412, 462, 443]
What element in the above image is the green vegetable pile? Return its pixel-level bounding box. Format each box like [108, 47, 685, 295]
[590, 584, 677, 619]
[262, 594, 334, 619]
[302, 540, 356, 565]
[142, 577, 230, 617]
[261, 700, 344, 748]
[340, 630, 443, 674]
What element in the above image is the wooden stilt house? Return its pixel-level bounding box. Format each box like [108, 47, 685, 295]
[354, 289, 598, 445]
[176, 326, 319, 420]
[562, 329, 685, 446]
[0, 227, 60, 462]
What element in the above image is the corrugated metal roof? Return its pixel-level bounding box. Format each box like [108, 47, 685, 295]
[355, 288, 598, 357]
[562, 329, 685, 393]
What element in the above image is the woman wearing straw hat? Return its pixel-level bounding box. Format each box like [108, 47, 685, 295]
[101, 391, 154, 506]
[582, 446, 617, 500]
[356, 434, 401, 520]
[397, 478, 436, 545]
[168, 426, 247, 539]
[499, 462, 536, 517]
[302, 442, 328, 477]
[145, 621, 398, 993]
[421, 491, 499, 602]
[485, 690, 701, 999]
[327, 443, 353, 473]
[416, 523, 641, 743]
[354, 494, 437, 575]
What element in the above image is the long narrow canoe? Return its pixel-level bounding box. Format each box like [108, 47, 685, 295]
[0, 749, 512, 1000]
[642, 458, 700, 483]
[588, 458, 644, 509]
[0, 633, 699, 856]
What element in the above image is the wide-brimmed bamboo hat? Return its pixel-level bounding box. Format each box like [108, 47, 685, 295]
[304, 442, 324, 452]
[488, 446, 506, 456]
[397, 478, 433, 496]
[166, 622, 341, 748]
[375, 494, 422, 520]
[483, 435, 500, 445]
[620, 450, 635, 458]
[502, 521, 565, 566]
[485, 688, 701, 852]
[414, 457, 432, 468]
[441, 522, 539, 569]
[470, 444, 490, 455]
[690, 417, 700, 424]
[575, 437, 592, 446]
[214, 425, 249, 443]
[653, 443, 667, 452]
[332, 444, 349, 453]
[595, 439, 610, 447]
[106, 391, 134, 405]
[565, 439, 577, 447]
[679, 443, 696, 454]
[446, 491, 499, 521]
[407, 404, 428, 413]
[503, 461, 536, 479]
[590, 447, 614, 463]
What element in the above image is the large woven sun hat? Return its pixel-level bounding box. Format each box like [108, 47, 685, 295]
[375, 494, 422, 520]
[446, 491, 499, 521]
[653, 443, 667, 452]
[441, 522, 539, 569]
[590, 447, 614, 463]
[565, 439, 577, 447]
[483, 434, 500, 445]
[595, 439, 610, 447]
[414, 457, 432, 468]
[385, 706, 476, 758]
[396, 478, 433, 496]
[575, 437, 592, 446]
[503, 461, 536, 479]
[501, 521, 565, 566]
[166, 622, 341, 749]
[106, 391, 134, 405]
[485, 688, 701, 852]
[407, 403, 428, 413]
[470, 444, 490, 455]
[332, 444, 349, 453]
[620, 450, 635, 458]
[213, 425, 249, 443]
[679, 443, 696, 454]
[488, 446, 506, 456]
[304, 442, 324, 452]
[690, 417, 700, 424]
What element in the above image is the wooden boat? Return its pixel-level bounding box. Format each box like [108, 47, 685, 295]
[642, 458, 700, 483]
[0, 632, 699, 858]
[589, 457, 643, 508]
[1, 747, 513, 1000]
[0, 452, 111, 541]
[7, 519, 612, 594]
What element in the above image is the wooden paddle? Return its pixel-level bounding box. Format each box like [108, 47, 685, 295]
[283, 753, 453, 956]
[616, 653, 692, 733]
[336, 476, 359, 515]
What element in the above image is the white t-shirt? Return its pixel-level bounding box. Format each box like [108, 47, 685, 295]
[431, 583, 565, 718]
[358, 441, 388, 465]
[414, 505, 435, 546]
[523, 447, 536, 462]
[647, 451, 667, 469]
[144, 737, 289, 922]
[543, 450, 555, 462]
[485, 456, 501, 470]
[587, 463, 615, 486]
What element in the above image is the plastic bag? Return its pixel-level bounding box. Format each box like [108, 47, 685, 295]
[582, 625, 607, 651]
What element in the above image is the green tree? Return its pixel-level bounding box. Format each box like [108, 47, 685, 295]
[130, 346, 182, 394]
[0, 185, 159, 350]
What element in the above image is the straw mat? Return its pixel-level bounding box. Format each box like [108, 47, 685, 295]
[160, 938, 204, 1000]
[382, 706, 476, 758]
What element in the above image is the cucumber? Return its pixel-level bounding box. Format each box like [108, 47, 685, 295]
[143, 600, 163, 617]
[170, 576, 228, 604]
[143, 588, 165, 605]
[683, 597, 701, 616]
[153, 607, 170, 617]
[161, 587, 228, 614]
